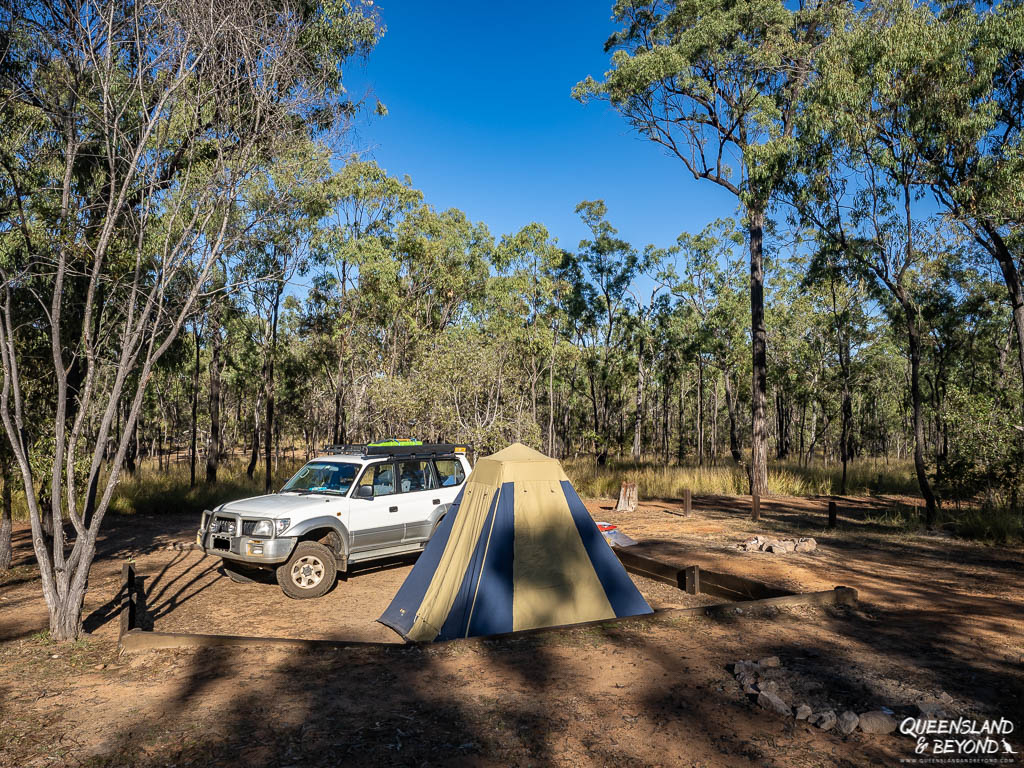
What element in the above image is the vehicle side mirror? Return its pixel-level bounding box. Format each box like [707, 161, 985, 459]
[355, 485, 374, 500]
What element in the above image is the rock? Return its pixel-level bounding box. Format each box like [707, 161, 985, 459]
[757, 656, 782, 669]
[795, 538, 817, 553]
[758, 691, 791, 716]
[737, 673, 758, 687]
[813, 711, 837, 731]
[915, 700, 947, 719]
[757, 679, 780, 694]
[837, 711, 860, 735]
[742, 684, 759, 695]
[732, 661, 757, 676]
[858, 711, 897, 734]
[94, 663, 106, 670]
[794, 703, 812, 720]
[938, 691, 955, 706]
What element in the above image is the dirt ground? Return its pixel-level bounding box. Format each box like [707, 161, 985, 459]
[1, 493, 1022, 767]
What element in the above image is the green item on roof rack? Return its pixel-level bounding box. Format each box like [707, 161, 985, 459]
[368, 438, 422, 447]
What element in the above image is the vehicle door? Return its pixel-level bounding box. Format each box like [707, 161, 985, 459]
[349, 461, 402, 551]
[396, 459, 443, 544]
[432, 457, 467, 504]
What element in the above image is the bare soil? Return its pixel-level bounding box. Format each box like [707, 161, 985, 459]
[1, 493, 1022, 767]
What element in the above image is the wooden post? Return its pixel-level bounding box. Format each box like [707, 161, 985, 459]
[752, 494, 760, 522]
[828, 500, 837, 529]
[119, 562, 136, 638]
[683, 488, 692, 517]
[684, 565, 700, 595]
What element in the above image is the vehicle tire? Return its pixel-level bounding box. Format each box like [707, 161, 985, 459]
[222, 560, 259, 584]
[276, 541, 337, 599]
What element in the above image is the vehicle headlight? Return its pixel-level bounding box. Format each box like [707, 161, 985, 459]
[275, 519, 291, 536]
[252, 520, 274, 537]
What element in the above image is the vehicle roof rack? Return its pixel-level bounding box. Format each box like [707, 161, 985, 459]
[320, 443, 470, 460]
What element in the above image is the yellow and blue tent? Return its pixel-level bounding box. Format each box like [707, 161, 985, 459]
[378, 443, 653, 642]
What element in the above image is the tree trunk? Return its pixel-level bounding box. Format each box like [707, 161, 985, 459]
[696, 357, 704, 467]
[986, 223, 1024, 417]
[264, 285, 282, 494]
[722, 370, 742, 464]
[905, 304, 939, 526]
[247, 408, 260, 480]
[748, 205, 769, 496]
[632, 347, 645, 460]
[0, 453, 12, 570]
[805, 400, 818, 467]
[839, 336, 853, 495]
[677, 373, 686, 464]
[189, 323, 199, 488]
[547, 340, 556, 457]
[125, 415, 137, 475]
[710, 375, 719, 464]
[662, 373, 671, 464]
[206, 301, 222, 484]
[332, 348, 345, 445]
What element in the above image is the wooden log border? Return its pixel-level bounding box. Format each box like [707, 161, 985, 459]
[116, 553, 858, 654]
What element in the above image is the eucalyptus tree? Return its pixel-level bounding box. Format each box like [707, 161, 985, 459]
[625, 247, 672, 459]
[0, 0, 379, 640]
[801, 251, 871, 491]
[796, 0, 982, 523]
[575, 0, 844, 493]
[669, 219, 749, 465]
[490, 223, 567, 452]
[235, 140, 334, 492]
[315, 159, 422, 443]
[365, 204, 492, 378]
[909, 2, 1024, 398]
[564, 201, 638, 458]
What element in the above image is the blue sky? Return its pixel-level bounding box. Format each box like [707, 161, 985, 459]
[343, 0, 740, 254]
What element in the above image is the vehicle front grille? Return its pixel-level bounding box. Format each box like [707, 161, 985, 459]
[212, 517, 236, 535]
[241, 520, 257, 536]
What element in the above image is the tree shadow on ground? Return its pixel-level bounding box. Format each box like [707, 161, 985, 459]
[76, 518, 992, 767]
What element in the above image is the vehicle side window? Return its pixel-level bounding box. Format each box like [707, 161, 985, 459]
[398, 460, 436, 493]
[433, 459, 465, 487]
[356, 463, 396, 496]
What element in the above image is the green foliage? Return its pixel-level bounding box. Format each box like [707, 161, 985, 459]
[935, 386, 1024, 507]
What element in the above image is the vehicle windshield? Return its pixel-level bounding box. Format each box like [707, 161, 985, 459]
[281, 461, 359, 496]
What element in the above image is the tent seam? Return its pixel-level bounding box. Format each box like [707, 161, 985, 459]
[463, 484, 502, 637]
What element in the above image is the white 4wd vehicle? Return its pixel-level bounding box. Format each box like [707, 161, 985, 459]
[197, 443, 470, 598]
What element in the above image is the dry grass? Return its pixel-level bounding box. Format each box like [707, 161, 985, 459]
[562, 456, 919, 500]
[109, 458, 306, 518]
[6, 456, 307, 522]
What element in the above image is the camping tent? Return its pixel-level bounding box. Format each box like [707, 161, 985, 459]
[378, 443, 653, 642]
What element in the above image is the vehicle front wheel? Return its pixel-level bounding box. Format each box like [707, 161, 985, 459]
[276, 541, 337, 599]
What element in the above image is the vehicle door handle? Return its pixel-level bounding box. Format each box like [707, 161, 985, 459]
[389, 506, 398, 513]
[432, 499, 441, 505]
